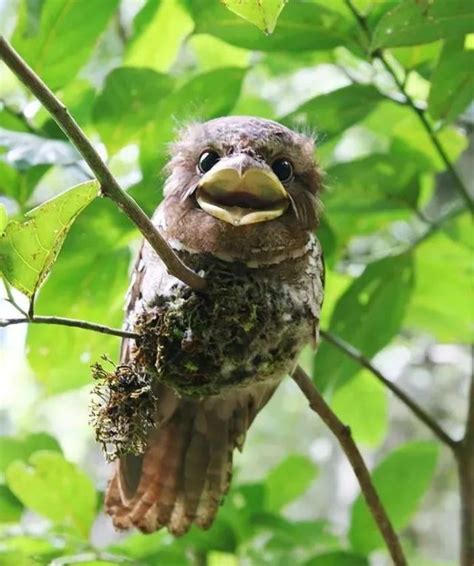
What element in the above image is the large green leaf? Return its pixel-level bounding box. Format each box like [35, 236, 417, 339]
[405, 215, 473, 342]
[0, 180, 98, 296]
[314, 255, 414, 391]
[126, 0, 194, 72]
[6, 450, 97, 538]
[140, 67, 246, 180]
[428, 37, 474, 123]
[265, 455, 318, 512]
[222, 0, 287, 34]
[191, 0, 353, 51]
[0, 433, 61, 473]
[349, 441, 439, 554]
[27, 199, 131, 393]
[12, 0, 119, 90]
[93, 67, 174, 155]
[281, 85, 383, 140]
[371, 0, 474, 49]
[331, 371, 387, 448]
[0, 204, 7, 233]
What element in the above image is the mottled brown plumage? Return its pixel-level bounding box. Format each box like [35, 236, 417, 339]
[104, 116, 325, 535]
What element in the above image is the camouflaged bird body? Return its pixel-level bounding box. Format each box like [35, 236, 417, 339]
[105, 117, 325, 535]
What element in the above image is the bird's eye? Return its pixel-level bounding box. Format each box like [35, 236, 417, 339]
[198, 150, 220, 173]
[272, 158, 293, 182]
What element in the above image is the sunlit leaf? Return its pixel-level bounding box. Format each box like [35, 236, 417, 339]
[27, 200, 131, 393]
[0, 204, 7, 233]
[222, 0, 288, 34]
[266, 455, 318, 512]
[126, 0, 194, 72]
[349, 441, 439, 553]
[191, 0, 353, 51]
[331, 371, 388, 447]
[405, 217, 473, 342]
[6, 450, 97, 538]
[0, 433, 61, 473]
[371, 0, 474, 49]
[314, 255, 414, 390]
[12, 0, 119, 90]
[189, 34, 250, 71]
[0, 180, 99, 296]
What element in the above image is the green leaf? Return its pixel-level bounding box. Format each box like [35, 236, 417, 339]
[314, 255, 414, 391]
[305, 552, 369, 566]
[192, 0, 353, 51]
[126, 0, 194, 72]
[331, 371, 388, 447]
[0, 204, 7, 234]
[189, 34, 250, 71]
[12, 0, 119, 90]
[0, 485, 23, 523]
[140, 67, 245, 179]
[349, 441, 439, 554]
[405, 216, 473, 342]
[27, 200, 131, 393]
[0, 180, 99, 296]
[265, 455, 317, 512]
[371, 0, 474, 49]
[428, 37, 474, 122]
[0, 433, 61, 473]
[222, 0, 287, 34]
[6, 450, 97, 538]
[0, 162, 49, 206]
[281, 84, 383, 140]
[93, 67, 174, 156]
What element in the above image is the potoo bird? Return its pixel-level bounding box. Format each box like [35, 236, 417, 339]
[104, 116, 324, 535]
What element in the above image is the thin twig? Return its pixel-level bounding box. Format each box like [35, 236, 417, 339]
[0, 315, 138, 340]
[0, 35, 207, 292]
[320, 330, 458, 450]
[343, 0, 473, 213]
[291, 365, 407, 565]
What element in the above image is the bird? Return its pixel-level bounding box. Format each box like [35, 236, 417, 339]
[104, 116, 325, 536]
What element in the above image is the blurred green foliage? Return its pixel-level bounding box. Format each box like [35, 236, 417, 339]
[0, 0, 472, 564]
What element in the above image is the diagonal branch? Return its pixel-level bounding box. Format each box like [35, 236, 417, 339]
[0, 35, 207, 292]
[0, 315, 138, 340]
[320, 330, 458, 450]
[291, 364, 407, 566]
[344, 0, 473, 213]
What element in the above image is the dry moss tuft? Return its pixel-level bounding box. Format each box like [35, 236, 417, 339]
[89, 356, 157, 461]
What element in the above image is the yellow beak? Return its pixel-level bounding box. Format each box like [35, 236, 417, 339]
[196, 163, 289, 226]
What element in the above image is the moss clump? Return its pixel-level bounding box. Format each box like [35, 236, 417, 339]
[132, 257, 304, 398]
[89, 356, 157, 461]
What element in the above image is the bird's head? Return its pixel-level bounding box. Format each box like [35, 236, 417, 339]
[160, 116, 323, 264]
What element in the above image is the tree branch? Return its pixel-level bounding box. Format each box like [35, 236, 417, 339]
[344, 0, 473, 213]
[291, 364, 407, 566]
[457, 368, 474, 565]
[0, 35, 207, 292]
[320, 330, 458, 450]
[0, 315, 138, 340]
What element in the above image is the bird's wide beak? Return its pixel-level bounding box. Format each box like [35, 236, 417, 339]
[196, 157, 289, 226]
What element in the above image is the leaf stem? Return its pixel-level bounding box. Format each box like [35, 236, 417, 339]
[291, 364, 407, 566]
[320, 330, 458, 450]
[0, 35, 207, 292]
[343, 0, 473, 213]
[0, 315, 138, 339]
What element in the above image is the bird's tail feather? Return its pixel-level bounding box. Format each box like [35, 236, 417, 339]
[105, 385, 274, 535]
